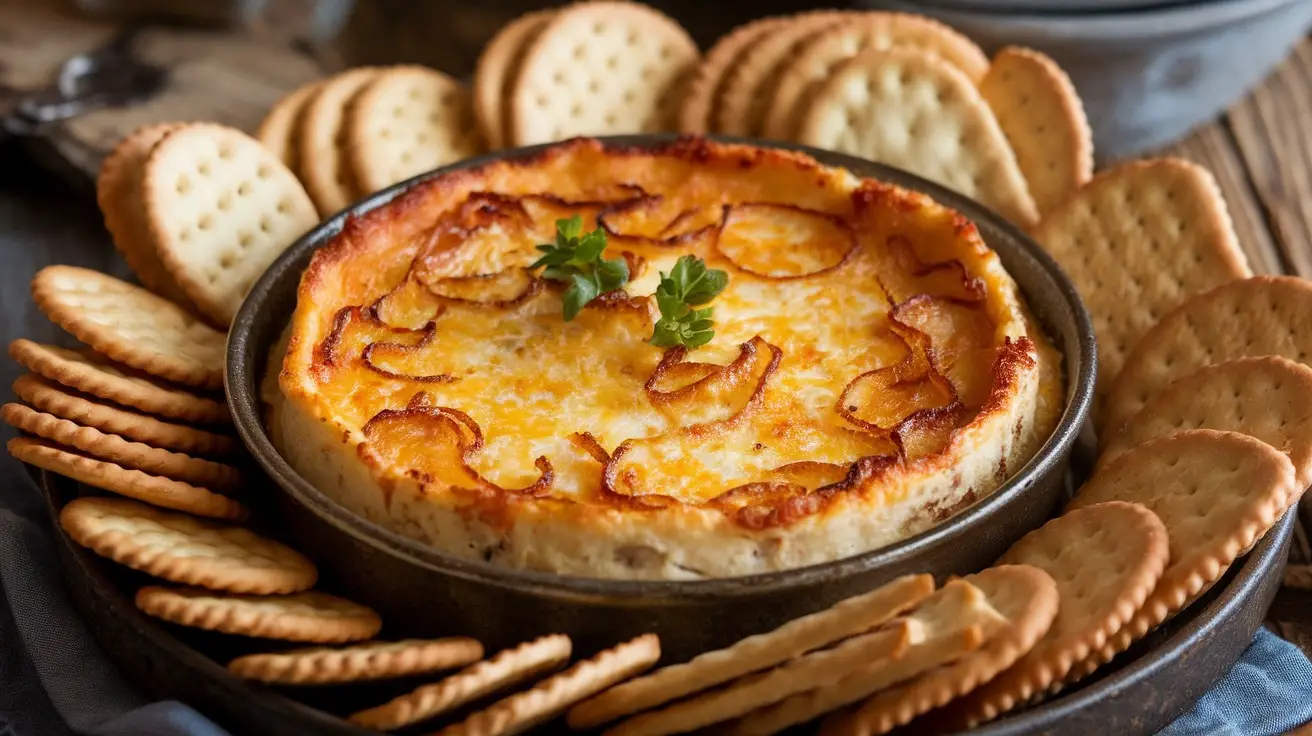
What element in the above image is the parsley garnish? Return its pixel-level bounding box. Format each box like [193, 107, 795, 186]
[650, 255, 729, 349]
[531, 215, 630, 321]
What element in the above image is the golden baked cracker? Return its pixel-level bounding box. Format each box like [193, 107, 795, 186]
[507, 2, 698, 146]
[97, 122, 194, 307]
[980, 46, 1093, 216]
[30, 266, 226, 390]
[228, 637, 483, 684]
[1033, 159, 1250, 406]
[473, 9, 556, 148]
[12, 374, 237, 457]
[677, 16, 786, 134]
[349, 634, 572, 731]
[59, 496, 316, 593]
[940, 502, 1169, 728]
[346, 66, 484, 194]
[257, 80, 323, 171]
[764, 13, 989, 140]
[1065, 430, 1298, 683]
[1101, 357, 1312, 486]
[143, 123, 319, 326]
[136, 586, 380, 643]
[8, 339, 229, 425]
[2, 404, 241, 491]
[11, 437, 246, 520]
[567, 573, 933, 730]
[1104, 276, 1312, 436]
[438, 634, 660, 736]
[798, 48, 1040, 230]
[298, 67, 384, 216]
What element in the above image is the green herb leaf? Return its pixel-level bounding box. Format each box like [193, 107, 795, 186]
[530, 216, 631, 321]
[649, 256, 728, 349]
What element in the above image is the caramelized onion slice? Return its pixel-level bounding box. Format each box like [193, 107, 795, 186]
[415, 193, 535, 282]
[598, 196, 720, 246]
[893, 295, 997, 409]
[425, 268, 542, 307]
[362, 324, 458, 384]
[837, 320, 957, 433]
[880, 235, 986, 304]
[644, 336, 782, 426]
[716, 203, 857, 279]
[372, 274, 446, 329]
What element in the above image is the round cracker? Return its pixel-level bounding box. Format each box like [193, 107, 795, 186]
[257, 79, 323, 172]
[136, 586, 379, 643]
[143, 123, 319, 326]
[61, 496, 316, 593]
[1033, 158, 1250, 407]
[3, 404, 241, 491]
[13, 374, 238, 457]
[676, 16, 787, 135]
[346, 66, 484, 194]
[473, 9, 556, 148]
[228, 638, 484, 685]
[30, 266, 226, 390]
[8, 339, 229, 425]
[798, 47, 1039, 229]
[507, 2, 697, 146]
[1101, 356, 1312, 486]
[1104, 276, 1312, 435]
[298, 66, 384, 216]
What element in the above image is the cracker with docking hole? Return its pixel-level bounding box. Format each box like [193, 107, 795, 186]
[1103, 275, 1312, 437]
[675, 16, 786, 134]
[566, 573, 934, 730]
[437, 634, 660, 736]
[12, 374, 237, 457]
[798, 47, 1040, 230]
[348, 634, 572, 731]
[1100, 356, 1312, 485]
[2, 404, 241, 491]
[724, 577, 1011, 736]
[603, 621, 914, 736]
[346, 66, 484, 194]
[143, 123, 319, 326]
[8, 339, 229, 425]
[59, 496, 316, 593]
[257, 79, 323, 171]
[1032, 158, 1249, 410]
[473, 9, 556, 148]
[228, 637, 484, 685]
[1064, 430, 1298, 685]
[298, 67, 384, 216]
[937, 502, 1169, 728]
[507, 2, 698, 146]
[30, 266, 226, 390]
[96, 122, 193, 307]
[11, 437, 246, 520]
[715, 12, 846, 137]
[979, 46, 1093, 217]
[764, 13, 989, 140]
[136, 586, 381, 643]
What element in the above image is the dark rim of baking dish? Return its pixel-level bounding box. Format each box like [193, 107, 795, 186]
[226, 134, 1098, 600]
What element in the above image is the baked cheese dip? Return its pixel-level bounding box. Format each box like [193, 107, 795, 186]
[269, 138, 1064, 579]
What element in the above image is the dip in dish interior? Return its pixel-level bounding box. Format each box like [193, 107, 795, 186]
[265, 137, 1065, 580]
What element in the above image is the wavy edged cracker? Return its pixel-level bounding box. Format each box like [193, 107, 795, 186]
[676, 16, 786, 134]
[1067, 430, 1298, 682]
[228, 637, 484, 685]
[473, 9, 556, 148]
[96, 122, 193, 307]
[346, 66, 484, 194]
[59, 496, 316, 593]
[30, 266, 225, 390]
[298, 66, 384, 216]
[764, 13, 988, 140]
[438, 634, 659, 736]
[799, 48, 1039, 230]
[1033, 159, 1249, 405]
[1104, 276, 1312, 436]
[1101, 357, 1312, 486]
[136, 586, 379, 643]
[3, 404, 241, 491]
[567, 573, 933, 730]
[13, 374, 237, 457]
[508, 2, 698, 146]
[257, 79, 323, 170]
[8, 339, 228, 425]
[143, 123, 319, 326]
[980, 46, 1093, 216]
[940, 502, 1169, 728]
[349, 634, 572, 731]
